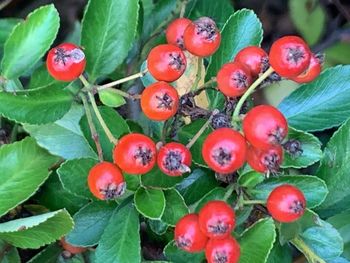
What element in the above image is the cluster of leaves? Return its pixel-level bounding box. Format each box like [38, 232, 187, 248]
[0, 0, 349, 262]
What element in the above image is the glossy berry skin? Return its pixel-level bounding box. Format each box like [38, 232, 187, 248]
[247, 145, 283, 174]
[290, 54, 321, 83]
[175, 213, 208, 252]
[269, 36, 311, 78]
[88, 162, 126, 200]
[199, 200, 235, 239]
[60, 238, 87, 254]
[157, 142, 192, 176]
[141, 82, 179, 121]
[147, 44, 186, 82]
[205, 237, 240, 263]
[202, 128, 247, 174]
[183, 17, 221, 57]
[166, 18, 192, 49]
[267, 184, 306, 223]
[217, 62, 253, 98]
[113, 133, 156, 175]
[46, 43, 86, 82]
[234, 46, 268, 77]
[243, 105, 288, 150]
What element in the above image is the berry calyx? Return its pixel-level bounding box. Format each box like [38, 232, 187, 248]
[290, 54, 322, 83]
[217, 62, 253, 98]
[202, 128, 247, 174]
[88, 162, 126, 200]
[141, 81, 179, 121]
[147, 44, 186, 82]
[234, 46, 268, 77]
[243, 105, 288, 150]
[175, 213, 208, 253]
[46, 43, 86, 82]
[157, 142, 192, 176]
[183, 17, 221, 57]
[205, 237, 240, 263]
[166, 18, 192, 49]
[199, 200, 235, 239]
[267, 184, 306, 223]
[269, 36, 311, 78]
[113, 133, 156, 175]
[247, 145, 283, 174]
[60, 237, 87, 255]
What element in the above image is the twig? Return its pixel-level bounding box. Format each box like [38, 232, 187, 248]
[331, 0, 350, 22]
[0, 0, 12, 11]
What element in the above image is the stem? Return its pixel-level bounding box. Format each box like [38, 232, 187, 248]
[191, 57, 203, 91]
[223, 184, 236, 202]
[186, 109, 218, 149]
[291, 236, 326, 263]
[232, 67, 274, 120]
[100, 87, 140, 100]
[98, 69, 148, 91]
[242, 200, 266, 205]
[0, 0, 12, 10]
[79, 75, 91, 89]
[80, 93, 104, 162]
[179, 0, 188, 18]
[87, 92, 118, 145]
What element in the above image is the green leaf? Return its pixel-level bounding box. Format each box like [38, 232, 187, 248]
[266, 239, 292, 263]
[0, 18, 22, 61]
[1, 5, 59, 79]
[95, 202, 141, 263]
[27, 243, 62, 263]
[0, 85, 73, 125]
[0, 240, 20, 263]
[327, 211, 350, 260]
[193, 187, 227, 213]
[278, 65, 350, 131]
[238, 218, 276, 263]
[162, 189, 189, 226]
[99, 90, 126, 108]
[134, 187, 165, 220]
[250, 175, 328, 208]
[28, 64, 66, 90]
[0, 137, 57, 217]
[58, 158, 98, 199]
[176, 169, 218, 205]
[141, 166, 183, 189]
[81, 0, 139, 81]
[67, 202, 116, 247]
[80, 106, 130, 162]
[24, 105, 97, 160]
[282, 127, 322, 169]
[316, 119, 350, 217]
[0, 209, 73, 249]
[148, 219, 168, 236]
[206, 9, 263, 81]
[238, 171, 265, 189]
[289, 0, 326, 45]
[164, 241, 205, 263]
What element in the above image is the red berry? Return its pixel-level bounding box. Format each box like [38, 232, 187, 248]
[290, 54, 322, 83]
[183, 17, 221, 57]
[234, 46, 268, 77]
[147, 44, 186, 82]
[175, 213, 208, 253]
[157, 142, 192, 176]
[166, 18, 192, 49]
[217, 62, 253, 98]
[140, 81, 179, 121]
[247, 145, 283, 174]
[60, 238, 87, 255]
[202, 128, 247, 174]
[88, 162, 126, 200]
[243, 105, 288, 150]
[267, 184, 306, 223]
[46, 43, 86, 82]
[113, 133, 156, 175]
[205, 237, 240, 263]
[199, 200, 235, 239]
[269, 36, 311, 78]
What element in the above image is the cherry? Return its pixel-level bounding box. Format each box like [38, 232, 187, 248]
[113, 133, 156, 175]
[247, 145, 283, 174]
[157, 142, 192, 176]
[205, 237, 240, 263]
[166, 18, 192, 49]
[234, 46, 268, 77]
[175, 213, 208, 253]
[46, 43, 86, 82]
[88, 162, 126, 200]
[290, 54, 322, 83]
[217, 62, 253, 98]
[147, 44, 186, 82]
[267, 184, 306, 223]
[198, 200, 235, 239]
[183, 17, 221, 57]
[243, 105, 288, 150]
[202, 128, 247, 174]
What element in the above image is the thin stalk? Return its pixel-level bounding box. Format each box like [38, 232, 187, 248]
[98, 69, 148, 91]
[101, 87, 140, 100]
[223, 184, 236, 202]
[179, 0, 188, 18]
[291, 236, 326, 263]
[79, 75, 91, 89]
[242, 200, 266, 205]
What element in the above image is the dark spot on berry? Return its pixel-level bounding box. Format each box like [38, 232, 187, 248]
[168, 52, 185, 71]
[215, 172, 236, 183]
[156, 93, 173, 110]
[176, 236, 192, 249]
[134, 146, 154, 166]
[208, 220, 229, 234]
[100, 182, 126, 200]
[268, 126, 285, 145]
[214, 251, 228, 263]
[211, 113, 231, 129]
[232, 71, 249, 89]
[213, 147, 232, 167]
[262, 153, 281, 173]
[286, 46, 305, 65]
[289, 200, 305, 214]
[164, 150, 183, 171]
[54, 47, 71, 65]
[194, 17, 218, 41]
[283, 139, 303, 157]
[176, 36, 185, 49]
